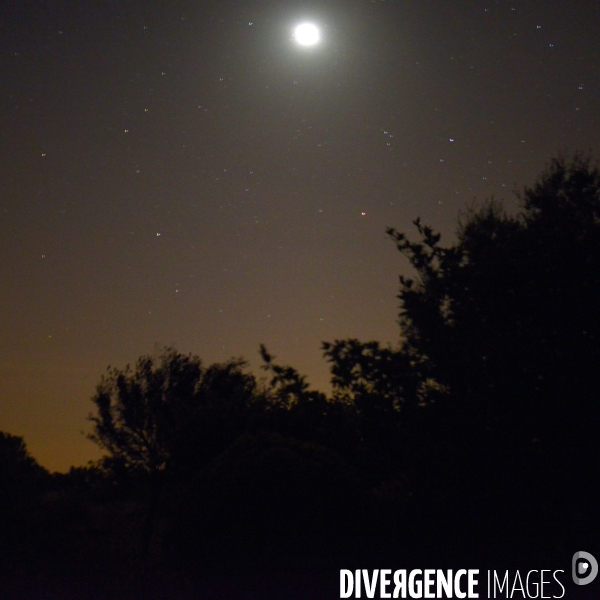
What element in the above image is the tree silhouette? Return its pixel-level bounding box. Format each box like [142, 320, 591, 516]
[88, 347, 206, 555]
[388, 154, 600, 414]
[167, 356, 259, 476]
[258, 344, 358, 464]
[88, 347, 204, 476]
[382, 154, 600, 550]
[5, 154, 600, 597]
[88, 347, 264, 555]
[0, 432, 48, 578]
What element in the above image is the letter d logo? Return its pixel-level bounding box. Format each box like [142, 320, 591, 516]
[572, 551, 598, 585]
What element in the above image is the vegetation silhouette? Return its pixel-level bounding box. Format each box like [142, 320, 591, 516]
[1, 154, 599, 598]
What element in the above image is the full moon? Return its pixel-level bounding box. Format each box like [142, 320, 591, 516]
[294, 23, 320, 46]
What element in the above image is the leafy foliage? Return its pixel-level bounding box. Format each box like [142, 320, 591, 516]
[88, 347, 204, 475]
[388, 154, 600, 411]
[5, 154, 600, 596]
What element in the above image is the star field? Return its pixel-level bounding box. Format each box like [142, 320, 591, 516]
[1, 0, 598, 470]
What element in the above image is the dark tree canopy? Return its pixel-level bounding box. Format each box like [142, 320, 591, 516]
[387, 154, 600, 413]
[4, 154, 600, 597]
[88, 347, 262, 477]
[0, 431, 44, 478]
[0, 431, 47, 507]
[88, 347, 204, 476]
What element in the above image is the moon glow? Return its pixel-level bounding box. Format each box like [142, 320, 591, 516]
[294, 23, 320, 46]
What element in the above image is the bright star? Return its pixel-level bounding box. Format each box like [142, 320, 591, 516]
[294, 23, 320, 46]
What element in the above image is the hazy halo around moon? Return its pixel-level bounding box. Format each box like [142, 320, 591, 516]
[294, 23, 320, 46]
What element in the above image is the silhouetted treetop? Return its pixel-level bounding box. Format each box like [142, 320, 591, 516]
[88, 347, 261, 478]
[88, 348, 204, 475]
[0, 431, 47, 487]
[521, 153, 600, 229]
[385, 154, 600, 413]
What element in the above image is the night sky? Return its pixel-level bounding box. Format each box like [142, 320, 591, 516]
[2, 1, 598, 472]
